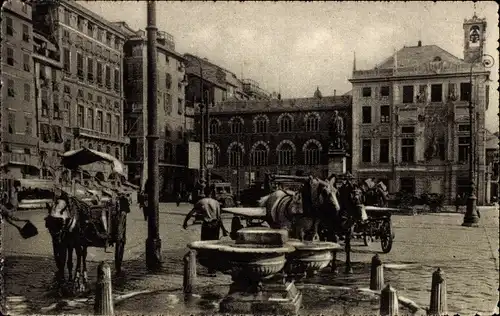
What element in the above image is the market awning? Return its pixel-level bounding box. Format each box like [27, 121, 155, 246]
[61, 147, 126, 176]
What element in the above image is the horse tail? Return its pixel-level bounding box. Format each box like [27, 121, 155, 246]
[258, 194, 270, 207]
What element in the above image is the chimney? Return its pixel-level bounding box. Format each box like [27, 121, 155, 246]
[418, 40, 422, 47]
[334, 89, 337, 97]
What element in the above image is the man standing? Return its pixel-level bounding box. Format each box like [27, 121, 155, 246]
[183, 197, 229, 276]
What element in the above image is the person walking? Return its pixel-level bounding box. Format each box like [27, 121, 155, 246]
[455, 193, 462, 213]
[182, 197, 229, 276]
[176, 191, 182, 207]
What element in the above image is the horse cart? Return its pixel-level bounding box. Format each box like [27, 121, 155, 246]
[353, 206, 396, 253]
[56, 147, 131, 274]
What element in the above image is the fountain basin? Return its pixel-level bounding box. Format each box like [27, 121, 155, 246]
[286, 240, 342, 275]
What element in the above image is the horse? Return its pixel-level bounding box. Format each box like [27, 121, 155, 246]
[45, 190, 128, 294]
[258, 175, 365, 274]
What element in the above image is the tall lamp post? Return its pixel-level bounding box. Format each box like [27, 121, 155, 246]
[462, 53, 494, 227]
[193, 57, 206, 199]
[145, 0, 162, 270]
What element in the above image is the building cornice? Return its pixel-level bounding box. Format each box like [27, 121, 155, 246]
[206, 104, 351, 115]
[349, 71, 491, 83]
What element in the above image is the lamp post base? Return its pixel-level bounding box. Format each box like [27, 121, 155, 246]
[462, 196, 480, 227]
[146, 237, 163, 271]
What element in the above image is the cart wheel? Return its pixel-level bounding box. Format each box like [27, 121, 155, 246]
[114, 212, 127, 274]
[230, 216, 243, 240]
[363, 232, 372, 246]
[380, 219, 393, 253]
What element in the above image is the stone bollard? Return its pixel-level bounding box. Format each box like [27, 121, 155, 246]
[370, 254, 384, 291]
[94, 261, 114, 316]
[429, 267, 447, 316]
[183, 250, 197, 296]
[380, 284, 399, 316]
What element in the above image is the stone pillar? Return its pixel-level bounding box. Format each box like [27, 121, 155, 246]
[328, 148, 348, 176]
[485, 170, 491, 205]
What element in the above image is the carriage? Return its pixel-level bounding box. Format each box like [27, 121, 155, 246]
[57, 147, 131, 273]
[222, 174, 396, 254]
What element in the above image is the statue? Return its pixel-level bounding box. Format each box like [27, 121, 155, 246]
[329, 110, 345, 151]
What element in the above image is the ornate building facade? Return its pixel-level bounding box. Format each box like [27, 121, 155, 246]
[115, 22, 189, 199]
[203, 90, 352, 192]
[32, 0, 129, 181]
[350, 15, 492, 204]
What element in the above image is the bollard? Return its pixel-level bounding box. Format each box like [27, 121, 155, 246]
[94, 261, 114, 316]
[380, 284, 399, 316]
[183, 250, 197, 295]
[370, 254, 384, 291]
[429, 267, 447, 316]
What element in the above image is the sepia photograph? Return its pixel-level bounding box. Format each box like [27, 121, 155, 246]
[1, 0, 498, 315]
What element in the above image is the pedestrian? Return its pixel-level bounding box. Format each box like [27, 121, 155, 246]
[182, 197, 229, 276]
[455, 193, 462, 213]
[1, 181, 27, 229]
[176, 191, 181, 207]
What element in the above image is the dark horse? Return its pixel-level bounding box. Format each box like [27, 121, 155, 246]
[258, 175, 366, 274]
[45, 189, 128, 293]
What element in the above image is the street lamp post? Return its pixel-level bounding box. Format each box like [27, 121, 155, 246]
[462, 53, 494, 227]
[195, 58, 206, 199]
[145, 0, 162, 270]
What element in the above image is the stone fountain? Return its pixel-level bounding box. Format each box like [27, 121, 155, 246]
[188, 227, 341, 315]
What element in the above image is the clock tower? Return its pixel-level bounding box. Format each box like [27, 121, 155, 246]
[463, 14, 487, 63]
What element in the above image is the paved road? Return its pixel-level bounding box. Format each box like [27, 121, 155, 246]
[2, 204, 498, 315]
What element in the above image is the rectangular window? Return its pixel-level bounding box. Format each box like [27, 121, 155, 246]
[87, 108, 94, 129]
[97, 111, 103, 132]
[53, 95, 60, 119]
[23, 53, 30, 72]
[64, 85, 70, 94]
[97, 62, 103, 85]
[7, 47, 14, 66]
[431, 84, 442, 102]
[87, 57, 94, 82]
[380, 86, 390, 97]
[402, 85, 414, 103]
[105, 65, 111, 89]
[87, 22, 93, 37]
[77, 105, 84, 127]
[6, 17, 13, 36]
[114, 69, 120, 91]
[40, 89, 48, 117]
[400, 177, 415, 194]
[63, 48, 70, 72]
[460, 82, 471, 101]
[7, 79, 15, 97]
[114, 115, 121, 136]
[166, 73, 172, 89]
[76, 52, 84, 80]
[362, 87, 372, 97]
[380, 105, 390, 123]
[24, 83, 30, 101]
[178, 98, 183, 114]
[380, 139, 390, 163]
[106, 113, 112, 134]
[98, 28, 104, 41]
[77, 16, 83, 31]
[64, 101, 70, 127]
[22, 24, 29, 42]
[8, 112, 15, 133]
[106, 33, 112, 46]
[458, 124, 470, 132]
[88, 93, 93, 101]
[362, 106, 371, 123]
[401, 138, 415, 163]
[458, 137, 470, 162]
[25, 115, 32, 135]
[362, 139, 372, 163]
[64, 10, 70, 25]
[97, 95, 102, 104]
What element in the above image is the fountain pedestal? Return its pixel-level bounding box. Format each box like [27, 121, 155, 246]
[220, 275, 302, 315]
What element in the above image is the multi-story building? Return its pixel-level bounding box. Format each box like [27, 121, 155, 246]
[204, 89, 352, 192]
[32, 30, 66, 177]
[32, 0, 129, 181]
[1, 0, 39, 178]
[350, 14, 492, 204]
[114, 22, 189, 199]
[241, 78, 271, 100]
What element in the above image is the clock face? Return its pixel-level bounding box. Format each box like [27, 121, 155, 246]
[469, 25, 481, 44]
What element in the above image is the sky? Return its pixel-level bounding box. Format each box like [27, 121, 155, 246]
[78, 1, 499, 132]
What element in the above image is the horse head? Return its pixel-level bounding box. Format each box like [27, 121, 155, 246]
[339, 181, 367, 221]
[307, 175, 341, 213]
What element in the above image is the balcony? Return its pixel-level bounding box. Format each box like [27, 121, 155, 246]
[157, 31, 175, 51]
[73, 127, 130, 145]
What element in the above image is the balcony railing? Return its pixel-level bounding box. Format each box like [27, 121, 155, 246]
[73, 127, 130, 145]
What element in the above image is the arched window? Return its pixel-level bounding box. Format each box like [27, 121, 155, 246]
[305, 114, 319, 132]
[279, 115, 292, 132]
[229, 144, 243, 166]
[278, 142, 295, 166]
[304, 141, 321, 165]
[209, 119, 219, 135]
[251, 144, 268, 166]
[254, 116, 268, 133]
[230, 117, 244, 134]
